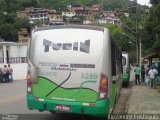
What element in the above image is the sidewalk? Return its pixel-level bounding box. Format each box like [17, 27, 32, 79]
[127, 84, 160, 114]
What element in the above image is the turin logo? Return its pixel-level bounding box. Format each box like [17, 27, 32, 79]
[43, 39, 90, 53]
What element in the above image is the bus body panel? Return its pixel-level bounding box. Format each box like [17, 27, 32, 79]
[27, 25, 121, 117]
[29, 27, 105, 103]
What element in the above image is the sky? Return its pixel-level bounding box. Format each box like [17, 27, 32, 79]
[137, 0, 151, 6]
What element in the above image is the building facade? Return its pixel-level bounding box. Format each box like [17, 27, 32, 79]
[0, 42, 28, 80]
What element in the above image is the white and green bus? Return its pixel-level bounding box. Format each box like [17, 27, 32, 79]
[27, 25, 122, 118]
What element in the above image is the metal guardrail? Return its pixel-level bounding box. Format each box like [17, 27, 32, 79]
[0, 57, 28, 64]
[7, 57, 27, 64]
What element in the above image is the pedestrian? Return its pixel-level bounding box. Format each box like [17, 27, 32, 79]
[8, 64, 13, 82]
[1, 65, 9, 83]
[141, 64, 145, 83]
[148, 65, 158, 88]
[145, 65, 150, 84]
[134, 64, 141, 85]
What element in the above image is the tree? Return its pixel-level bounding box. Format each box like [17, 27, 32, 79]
[19, 0, 38, 9]
[0, 24, 18, 42]
[143, 1, 160, 54]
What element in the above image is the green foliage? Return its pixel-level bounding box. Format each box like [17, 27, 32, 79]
[142, 1, 160, 55]
[19, 0, 38, 9]
[0, 11, 32, 41]
[150, 0, 159, 5]
[0, 23, 18, 42]
[97, 23, 134, 52]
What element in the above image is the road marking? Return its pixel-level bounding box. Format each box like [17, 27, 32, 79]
[0, 93, 26, 104]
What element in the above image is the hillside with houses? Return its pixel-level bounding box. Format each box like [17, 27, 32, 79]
[16, 4, 123, 43]
[0, 0, 152, 81]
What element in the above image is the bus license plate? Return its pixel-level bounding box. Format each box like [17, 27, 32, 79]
[56, 104, 70, 111]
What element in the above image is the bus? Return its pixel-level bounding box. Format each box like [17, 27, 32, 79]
[27, 25, 122, 118]
[122, 52, 130, 87]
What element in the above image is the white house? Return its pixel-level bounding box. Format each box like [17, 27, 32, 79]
[97, 19, 107, 24]
[124, 13, 129, 17]
[28, 8, 49, 21]
[48, 12, 63, 24]
[0, 42, 28, 80]
[62, 11, 76, 18]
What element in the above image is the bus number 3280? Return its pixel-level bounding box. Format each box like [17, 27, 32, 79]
[81, 73, 98, 80]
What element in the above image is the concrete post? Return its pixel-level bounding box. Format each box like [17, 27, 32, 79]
[3, 44, 7, 64]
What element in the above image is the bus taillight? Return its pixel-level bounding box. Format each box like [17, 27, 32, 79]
[27, 72, 32, 93]
[99, 73, 108, 99]
[100, 86, 107, 92]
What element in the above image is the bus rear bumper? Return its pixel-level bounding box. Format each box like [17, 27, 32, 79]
[27, 93, 110, 117]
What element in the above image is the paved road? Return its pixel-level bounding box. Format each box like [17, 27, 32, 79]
[0, 80, 36, 114]
[0, 81, 103, 120]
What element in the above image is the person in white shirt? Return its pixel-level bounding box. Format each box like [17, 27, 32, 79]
[148, 65, 158, 88]
[1, 65, 8, 83]
[8, 64, 13, 82]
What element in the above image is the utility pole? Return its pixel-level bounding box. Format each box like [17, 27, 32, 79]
[135, 0, 139, 65]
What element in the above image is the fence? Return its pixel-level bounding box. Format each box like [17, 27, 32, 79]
[8, 57, 27, 64]
[0, 57, 27, 64]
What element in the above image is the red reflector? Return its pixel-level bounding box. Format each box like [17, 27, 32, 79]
[89, 103, 95, 106]
[27, 81, 32, 87]
[34, 98, 39, 101]
[100, 86, 107, 92]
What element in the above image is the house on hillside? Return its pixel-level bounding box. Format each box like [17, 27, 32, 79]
[28, 8, 49, 22]
[98, 11, 122, 26]
[83, 19, 96, 25]
[124, 13, 129, 17]
[48, 12, 63, 25]
[71, 5, 84, 11]
[62, 11, 76, 18]
[18, 28, 30, 43]
[16, 7, 49, 23]
[16, 11, 28, 18]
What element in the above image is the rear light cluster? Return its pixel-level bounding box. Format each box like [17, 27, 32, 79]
[99, 73, 108, 99]
[27, 71, 32, 93]
[83, 103, 96, 106]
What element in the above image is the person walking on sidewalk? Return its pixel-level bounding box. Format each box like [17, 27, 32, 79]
[145, 65, 150, 84]
[134, 64, 141, 85]
[141, 64, 145, 83]
[148, 65, 158, 88]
